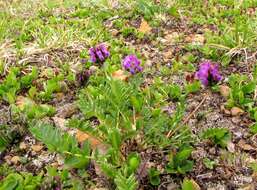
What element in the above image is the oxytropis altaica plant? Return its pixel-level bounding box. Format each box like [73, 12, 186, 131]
[195, 60, 222, 86]
[122, 54, 143, 74]
[89, 43, 110, 63]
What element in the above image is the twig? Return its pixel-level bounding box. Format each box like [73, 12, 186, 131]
[182, 94, 207, 125]
[166, 94, 207, 138]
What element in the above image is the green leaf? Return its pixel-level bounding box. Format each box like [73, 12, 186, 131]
[242, 82, 256, 94]
[181, 178, 200, 190]
[30, 122, 90, 169]
[250, 123, 257, 134]
[148, 168, 160, 186]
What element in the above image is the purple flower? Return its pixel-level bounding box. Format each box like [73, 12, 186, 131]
[89, 44, 110, 63]
[122, 54, 143, 74]
[195, 60, 222, 86]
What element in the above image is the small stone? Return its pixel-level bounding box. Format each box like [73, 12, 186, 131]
[219, 85, 230, 98]
[31, 145, 43, 152]
[227, 141, 235, 153]
[51, 162, 59, 167]
[89, 66, 98, 74]
[19, 142, 27, 150]
[238, 140, 254, 151]
[209, 147, 216, 155]
[56, 103, 78, 118]
[11, 156, 20, 165]
[207, 184, 226, 190]
[231, 116, 241, 124]
[167, 183, 179, 190]
[231, 107, 244, 116]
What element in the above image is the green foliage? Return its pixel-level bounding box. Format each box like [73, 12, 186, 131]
[29, 122, 90, 169]
[249, 123, 257, 134]
[203, 158, 216, 169]
[185, 81, 201, 95]
[0, 67, 38, 104]
[227, 74, 256, 108]
[181, 178, 199, 190]
[0, 67, 21, 104]
[0, 172, 43, 190]
[127, 153, 141, 174]
[201, 128, 231, 148]
[39, 74, 64, 101]
[250, 162, 257, 172]
[166, 145, 194, 174]
[114, 172, 138, 190]
[148, 168, 160, 186]
[20, 67, 38, 88]
[0, 125, 19, 153]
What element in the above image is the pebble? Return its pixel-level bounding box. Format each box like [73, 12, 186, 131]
[19, 142, 27, 150]
[11, 156, 20, 165]
[219, 85, 230, 98]
[31, 144, 44, 152]
[231, 107, 244, 116]
[167, 183, 179, 190]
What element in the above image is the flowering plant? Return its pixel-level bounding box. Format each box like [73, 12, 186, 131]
[195, 61, 222, 86]
[89, 44, 110, 63]
[122, 54, 143, 74]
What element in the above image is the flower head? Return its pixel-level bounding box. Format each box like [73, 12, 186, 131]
[89, 44, 110, 63]
[122, 54, 143, 74]
[195, 61, 222, 86]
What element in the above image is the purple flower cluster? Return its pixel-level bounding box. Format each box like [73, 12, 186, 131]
[122, 54, 143, 74]
[89, 44, 110, 63]
[195, 61, 222, 86]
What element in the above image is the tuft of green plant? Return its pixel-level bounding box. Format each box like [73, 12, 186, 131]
[226, 74, 256, 108]
[148, 168, 160, 186]
[201, 128, 231, 148]
[249, 123, 257, 134]
[29, 121, 91, 169]
[166, 145, 194, 174]
[0, 124, 21, 154]
[11, 97, 56, 120]
[0, 67, 21, 104]
[181, 178, 200, 190]
[114, 172, 138, 190]
[203, 158, 216, 169]
[0, 172, 43, 190]
[0, 67, 38, 104]
[39, 74, 64, 101]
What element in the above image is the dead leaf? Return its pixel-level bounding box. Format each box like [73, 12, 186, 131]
[138, 19, 152, 33]
[238, 139, 254, 151]
[112, 70, 128, 81]
[16, 96, 34, 110]
[75, 130, 109, 155]
[227, 141, 235, 153]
